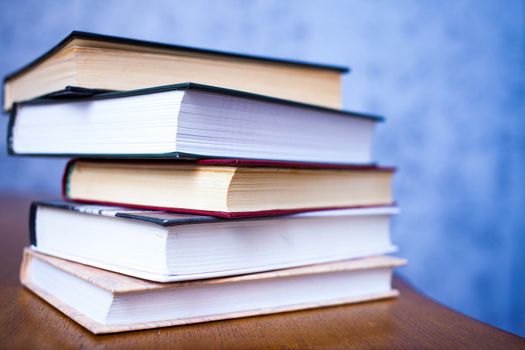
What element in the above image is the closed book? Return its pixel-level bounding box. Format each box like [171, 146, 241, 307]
[62, 159, 394, 218]
[20, 248, 405, 334]
[3, 31, 348, 111]
[31, 200, 398, 281]
[9, 83, 381, 164]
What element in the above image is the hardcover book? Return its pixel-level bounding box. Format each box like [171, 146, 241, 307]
[30, 200, 398, 281]
[3, 31, 348, 111]
[9, 83, 381, 164]
[20, 248, 405, 334]
[62, 159, 394, 218]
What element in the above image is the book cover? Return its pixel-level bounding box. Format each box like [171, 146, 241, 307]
[5, 31, 349, 83]
[8, 82, 383, 158]
[3, 31, 350, 112]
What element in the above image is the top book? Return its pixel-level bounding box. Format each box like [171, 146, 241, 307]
[3, 31, 349, 112]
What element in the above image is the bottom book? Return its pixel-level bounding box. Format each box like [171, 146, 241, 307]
[20, 248, 405, 334]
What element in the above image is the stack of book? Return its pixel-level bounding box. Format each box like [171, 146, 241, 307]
[4, 31, 405, 334]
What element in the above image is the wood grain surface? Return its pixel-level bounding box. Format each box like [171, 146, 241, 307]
[1, 195, 523, 349]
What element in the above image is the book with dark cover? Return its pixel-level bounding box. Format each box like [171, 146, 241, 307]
[5, 31, 348, 82]
[3, 31, 349, 111]
[9, 82, 383, 164]
[30, 200, 398, 281]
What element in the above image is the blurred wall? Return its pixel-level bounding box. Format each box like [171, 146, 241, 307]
[1, 0, 524, 336]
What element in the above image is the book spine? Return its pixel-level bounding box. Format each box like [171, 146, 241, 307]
[6, 105, 17, 155]
[29, 203, 38, 246]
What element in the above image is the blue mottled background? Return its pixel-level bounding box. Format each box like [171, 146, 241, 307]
[1, 0, 524, 336]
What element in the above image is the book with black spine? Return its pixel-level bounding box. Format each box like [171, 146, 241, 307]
[9, 82, 382, 165]
[30, 200, 398, 282]
[3, 31, 349, 111]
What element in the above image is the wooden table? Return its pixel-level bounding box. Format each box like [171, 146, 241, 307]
[0, 196, 523, 349]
